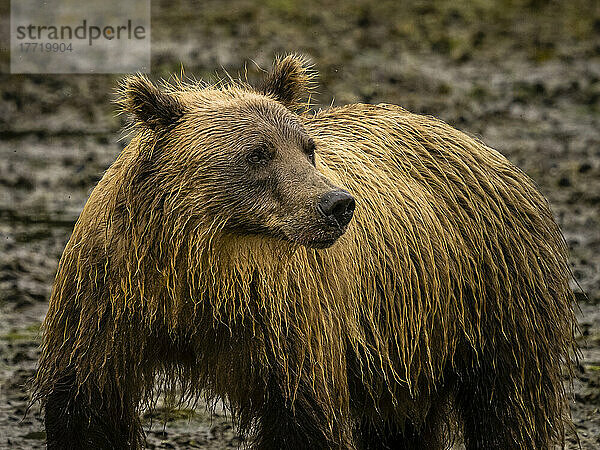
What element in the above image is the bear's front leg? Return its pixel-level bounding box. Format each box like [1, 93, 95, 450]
[44, 369, 143, 450]
[252, 374, 354, 450]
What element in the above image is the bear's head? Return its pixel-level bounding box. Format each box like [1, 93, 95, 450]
[118, 55, 354, 249]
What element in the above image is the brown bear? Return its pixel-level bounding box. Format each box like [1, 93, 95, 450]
[33, 54, 578, 449]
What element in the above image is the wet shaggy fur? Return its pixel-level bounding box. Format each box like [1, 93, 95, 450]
[33, 55, 578, 449]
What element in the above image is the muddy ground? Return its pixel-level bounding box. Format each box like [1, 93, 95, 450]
[0, 0, 599, 448]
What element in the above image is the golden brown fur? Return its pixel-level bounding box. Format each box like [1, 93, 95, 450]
[33, 55, 577, 449]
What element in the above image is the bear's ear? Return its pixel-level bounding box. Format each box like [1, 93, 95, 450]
[259, 54, 316, 110]
[117, 75, 184, 130]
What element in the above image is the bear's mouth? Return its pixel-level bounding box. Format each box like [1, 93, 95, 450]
[305, 237, 339, 249]
[269, 200, 355, 249]
[293, 224, 350, 249]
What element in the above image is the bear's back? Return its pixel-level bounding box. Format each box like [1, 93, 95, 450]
[304, 103, 560, 283]
[300, 104, 570, 385]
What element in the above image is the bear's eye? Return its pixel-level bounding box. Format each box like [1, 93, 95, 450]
[305, 140, 316, 165]
[247, 146, 270, 166]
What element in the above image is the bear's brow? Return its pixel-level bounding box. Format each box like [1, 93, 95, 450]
[249, 101, 310, 145]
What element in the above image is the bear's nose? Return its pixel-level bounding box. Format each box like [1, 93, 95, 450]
[318, 190, 355, 227]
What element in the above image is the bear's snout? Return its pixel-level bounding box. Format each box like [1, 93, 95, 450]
[318, 190, 355, 228]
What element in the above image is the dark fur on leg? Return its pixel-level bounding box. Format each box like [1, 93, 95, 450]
[356, 413, 445, 450]
[252, 376, 352, 450]
[455, 356, 563, 449]
[44, 371, 142, 450]
[456, 378, 518, 449]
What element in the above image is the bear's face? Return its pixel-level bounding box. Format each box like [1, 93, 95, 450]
[119, 55, 355, 249]
[183, 94, 355, 249]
